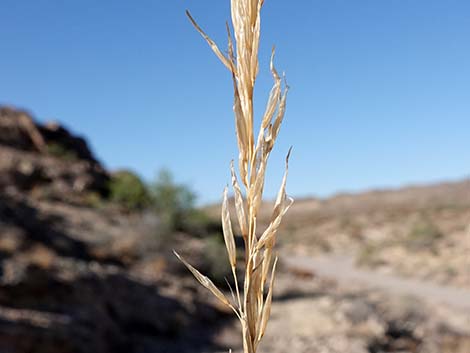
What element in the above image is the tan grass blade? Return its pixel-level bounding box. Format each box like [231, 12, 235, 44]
[231, 161, 248, 237]
[257, 149, 293, 250]
[228, 29, 250, 187]
[249, 214, 258, 251]
[186, 10, 234, 73]
[274, 147, 292, 207]
[261, 238, 274, 289]
[222, 187, 237, 268]
[261, 48, 281, 129]
[251, 0, 263, 80]
[242, 320, 255, 353]
[246, 251, 263, 344]
[257, 197, 293, 251]
[227, 21, 249, 181]
[257, 257, 278, 343]
[250, 154, 268, 216]
[173, 251, 233, 309]
[272, 81, 289, 143]
[244, 250, 254, 303]
[249, 142, 261, 191]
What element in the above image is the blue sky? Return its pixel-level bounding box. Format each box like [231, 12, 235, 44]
[1, 0, 469, 204]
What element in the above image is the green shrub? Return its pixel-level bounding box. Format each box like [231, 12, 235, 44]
[109, 170, 151, 211]
[150, 169, 196, 230]
[203, 234, 232, 285]
[181, 209, 223, 237]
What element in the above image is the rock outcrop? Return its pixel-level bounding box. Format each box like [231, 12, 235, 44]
[0, 107, 109, 201]
[0, 106, 230, 353]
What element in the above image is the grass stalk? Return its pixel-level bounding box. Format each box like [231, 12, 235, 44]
[175, 1, 292, 352]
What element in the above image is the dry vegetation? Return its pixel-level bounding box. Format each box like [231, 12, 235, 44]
[175, 1, 292, 352]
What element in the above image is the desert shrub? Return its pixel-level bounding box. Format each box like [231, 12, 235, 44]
[83, 191, 104, 209]
[183, 209, 223, 237]
[339, 217, 364, 241]
[404, 220, 443, 251]
[109, 170, 151, 211]
[356, 243, 385, 267]
[203, 234, 231, 285]
[150, 169, 196, 230]
[46, 142, 78, 161]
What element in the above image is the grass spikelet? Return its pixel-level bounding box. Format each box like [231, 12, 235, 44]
[231, 160, 248, 238]
[257, 149, 293, 250]
[173, 251, 236, 312]
[257, 257, 278, 344]
[177, 1, 292, 352]
[222, 186, 237, 268]
[185, 10, 234, 72]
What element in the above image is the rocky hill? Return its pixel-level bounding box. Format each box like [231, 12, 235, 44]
[0, 106, 109, 201]
[0, 106, 230, 353]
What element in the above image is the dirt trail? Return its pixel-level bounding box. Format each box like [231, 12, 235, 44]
[285, 254, 470, 312]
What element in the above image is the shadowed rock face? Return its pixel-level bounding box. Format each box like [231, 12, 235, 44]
[0, 193, 231, 353]
[0, 106, 109, 199]
[0, 106, 97, 162]
[0, 107, 46, 152]
[0, 106, 232, 353]
[0, 263, 225, 353]
[39, 121, 98, 163]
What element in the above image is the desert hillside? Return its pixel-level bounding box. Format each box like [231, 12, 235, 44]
[275, 179, 470, 288]
[0, 106, 232, 353]
[207, 177, 470, 287]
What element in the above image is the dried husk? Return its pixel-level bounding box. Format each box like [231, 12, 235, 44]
[173, 251, 234, 309]
[257, 257, 278, 343]
[257, 149, 293, 250]
[222, 187, 237, 268]
[231, 161, 248, 238]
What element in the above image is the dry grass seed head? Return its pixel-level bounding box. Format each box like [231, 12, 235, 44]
[179, 2, 292, 352]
